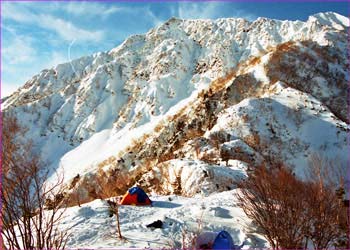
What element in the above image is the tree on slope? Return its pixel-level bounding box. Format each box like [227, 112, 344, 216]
[1, 114, 69, 249]
[236, 161, 347, 249]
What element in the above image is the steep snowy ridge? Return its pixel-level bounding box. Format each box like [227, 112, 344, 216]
[3, 13, 349, 248]
[4, 13, 348, 145]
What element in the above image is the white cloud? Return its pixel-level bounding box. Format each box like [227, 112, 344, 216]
[177, 2, 256, 21]
[63, 2, 123, 17]
[178, 2, 217, 20]
[3, 36, 36, 65]
[2, 2, 105, 42]
[1, 48, 70, 98]
[2, 2, 36, 23]
[37, 14, 104, 42]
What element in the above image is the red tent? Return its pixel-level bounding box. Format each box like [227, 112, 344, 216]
[120, 187, 152, 206]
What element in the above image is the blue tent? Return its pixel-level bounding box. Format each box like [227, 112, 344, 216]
[212, 230, 234, 250]
[128, 186, 150, 203]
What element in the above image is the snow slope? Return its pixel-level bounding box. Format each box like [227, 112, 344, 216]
[61, 191, 263, 249]
[209, 81, 348, 177]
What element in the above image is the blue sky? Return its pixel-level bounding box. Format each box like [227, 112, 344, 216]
[1, 1, 349, 97]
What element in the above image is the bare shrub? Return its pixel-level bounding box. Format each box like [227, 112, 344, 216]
[94, 167, 128, 240]
[236, 159, 348, 249]
[106, 198, 123, 240]
[180, 226, 200, 250]
[164, 213, 204, 250]
[1, 114, 69, 249]
[305, 154, 349, 249]
[236, 164, 310, 249]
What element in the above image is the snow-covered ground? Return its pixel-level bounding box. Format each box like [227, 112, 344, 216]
[61, 191, 265, 249]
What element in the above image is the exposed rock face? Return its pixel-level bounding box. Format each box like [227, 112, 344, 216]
[3, 12, 349, 206]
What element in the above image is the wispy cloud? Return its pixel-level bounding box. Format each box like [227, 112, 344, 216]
[2, 2, 105, 42]
[3, 36, 36, 65]
[1, 2, 36, 23]
[37, 14, 104, 42]
[177, 2, 256, 21]
[63, 2, 123, 17]
[1, 42, 70, 97]
[144, 7, 164, 27]
[178, 2, 218, 20]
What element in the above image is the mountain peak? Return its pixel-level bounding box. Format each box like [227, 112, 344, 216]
[309, 11, 349, 30]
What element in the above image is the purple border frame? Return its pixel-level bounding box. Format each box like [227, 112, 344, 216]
[3, 0, 350, 1]
[0, 0, 349, 249]
[347, 0, 350, 246]
[0, 0, 3, 249]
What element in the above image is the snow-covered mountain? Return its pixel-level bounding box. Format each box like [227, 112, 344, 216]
[3, 12, 349, 248]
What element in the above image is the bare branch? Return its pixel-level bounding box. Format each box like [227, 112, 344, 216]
[1, 114, 69, 249]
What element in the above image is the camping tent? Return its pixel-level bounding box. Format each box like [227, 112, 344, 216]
[120, 187, 152, 205]
[212, 230, 234, 250]
[196, 230, 244, 250]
